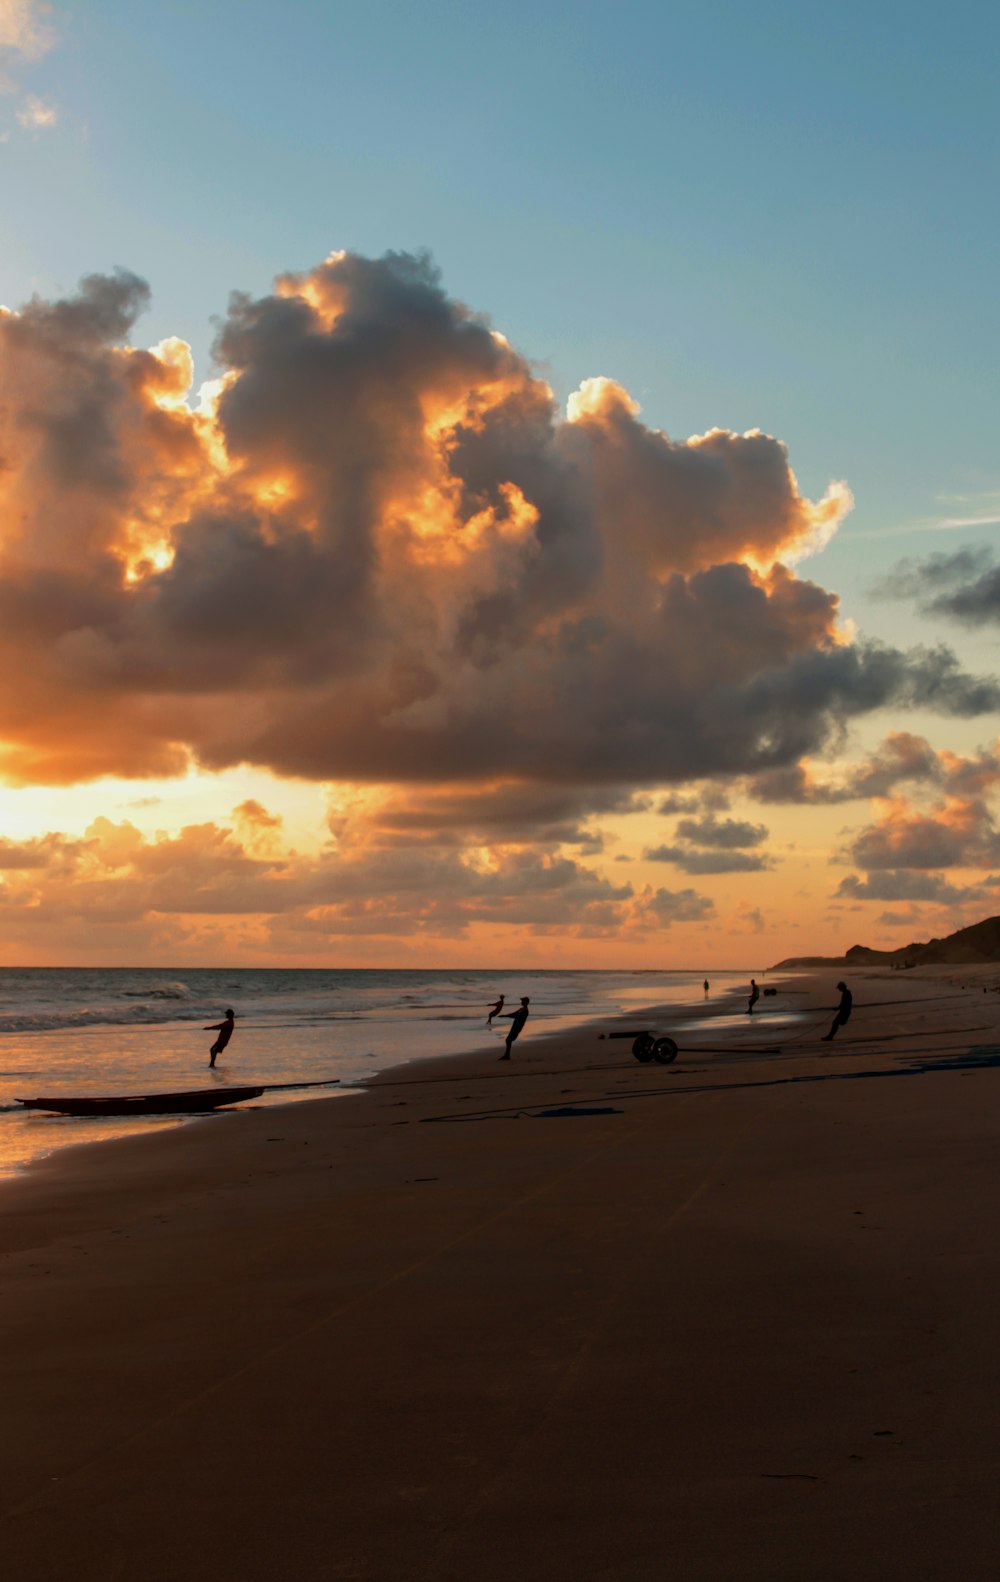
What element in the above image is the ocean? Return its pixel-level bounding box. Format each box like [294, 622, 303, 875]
[0, 966, 753, 1176]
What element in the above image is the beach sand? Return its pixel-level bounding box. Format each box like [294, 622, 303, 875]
[2, 967, 1000, 1580]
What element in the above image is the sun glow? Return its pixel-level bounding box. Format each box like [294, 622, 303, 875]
[146, 337, 195, 408]
[252, 474, 298, 509]
[123, 540, 175, 583]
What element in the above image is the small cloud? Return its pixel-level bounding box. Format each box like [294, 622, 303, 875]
[836, 871, 968, 904]
[837, 793, 1000, 874]
[233, 798, 283, 830]
[657, 793, 700, 815]
[1, 2, 56, 99]
[16, 91, 56, 127]
[657, 786, 730, 816]
[872, 548, 1000, 627]
[935, 514, 1000, 530]
[643, 844, 770, 874]
[674, 814, 768, 850]
[635, 885, 715, 927]
[0, 1, 55, 64]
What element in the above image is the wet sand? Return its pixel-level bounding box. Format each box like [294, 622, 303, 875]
[2, 966, 1000, 1580]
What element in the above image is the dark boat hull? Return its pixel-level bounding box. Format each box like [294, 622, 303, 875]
[17, 1087, 264, 1117]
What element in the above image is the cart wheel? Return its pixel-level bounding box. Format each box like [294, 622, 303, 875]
[652, 1036, 678, 1064]
[631, 1033, 655, 1062]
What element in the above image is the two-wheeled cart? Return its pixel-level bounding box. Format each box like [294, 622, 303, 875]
[601, 1028, 679, 1064]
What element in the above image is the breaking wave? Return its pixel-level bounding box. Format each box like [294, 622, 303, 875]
[121, 981, 192, 1001]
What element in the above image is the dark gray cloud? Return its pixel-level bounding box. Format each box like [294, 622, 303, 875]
[674, 814, 768, 848]
[644, 808, 772, 871]
[644, 845, 770, 874]
[836, 871, 970, 904]
[874, 548, 1000, 626]
[342, 784, 647, 851]
[656, 788, 733, 814]
[636, 886, 716, 926]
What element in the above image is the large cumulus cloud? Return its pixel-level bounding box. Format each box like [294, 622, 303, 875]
[2, 249, 997, 791]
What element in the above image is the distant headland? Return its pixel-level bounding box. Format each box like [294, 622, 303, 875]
[772, 914, 1000, 971]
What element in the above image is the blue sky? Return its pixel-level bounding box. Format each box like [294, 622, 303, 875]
[5, 0, 998, 559]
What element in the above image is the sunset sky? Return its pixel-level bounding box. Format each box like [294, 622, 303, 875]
[1, 0, 998, 967]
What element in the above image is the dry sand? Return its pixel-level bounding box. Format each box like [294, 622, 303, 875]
[2, 967, 1000, 1580]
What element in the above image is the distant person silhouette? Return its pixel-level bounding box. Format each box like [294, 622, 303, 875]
[498, 996, 530, 1060]
[747, 979, 759, 1015]
[703, 979, 710, 998]
[821, 982, 853, 1042]
[205, 1009, 235, 1068]
[487, 994, 505, 1027]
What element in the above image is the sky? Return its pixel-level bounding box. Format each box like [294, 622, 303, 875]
[0, 0, 998, 967]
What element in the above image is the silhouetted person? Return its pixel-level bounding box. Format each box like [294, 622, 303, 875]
[703, 979, 710, 998]
[487, 994, 505, 1027]
[747, 979, 759, 1014]
[498, 996, 530, 1060]
[821, 982, 852, 1042]
[205, 1008, 235, 1068]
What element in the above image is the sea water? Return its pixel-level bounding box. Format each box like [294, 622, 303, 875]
[0, 966, 753, 1176]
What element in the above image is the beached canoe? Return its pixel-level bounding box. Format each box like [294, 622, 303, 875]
[16, 1087, 264, 1117]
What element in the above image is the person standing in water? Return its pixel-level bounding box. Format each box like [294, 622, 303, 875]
[703, 979, 710, 998]
[747, 979, 760, 1014]
[821, 982, 853, 1042]
[205, 1008, 235, 1068]
[487, 993, 505, 1027]
[498, 996, 530, 1060]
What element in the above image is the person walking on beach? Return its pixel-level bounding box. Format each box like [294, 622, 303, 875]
[487, 993, 505, 1027]
[205, 1009, 235, 1068]
[498, 996, 530, 1060]
[703, 979, 710, 998]
[747, 979, 759, 1014]
[821, 982, 852, 1042]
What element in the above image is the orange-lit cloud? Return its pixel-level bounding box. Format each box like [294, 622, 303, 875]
[842, 794, 1000, 873]
[1, 251, 997, 800]
[0, 810, 664, 959]
[749, 732, 1000, 807]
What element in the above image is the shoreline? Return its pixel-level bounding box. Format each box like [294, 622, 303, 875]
[2, 964, 1000, 1578]
[4, 958, 995, 1242]
[0, 969, 756, 1182]
[0, 977, 753, 1185]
